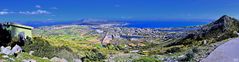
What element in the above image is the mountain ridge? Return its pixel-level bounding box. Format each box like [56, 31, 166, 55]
[168, 15, 239, 46]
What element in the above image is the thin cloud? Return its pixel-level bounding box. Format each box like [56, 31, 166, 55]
[0, 9, 13, 15]
[0, 11, 14, 15]
[35, 5, 41, 8]
[0, 5, 53, 15]
[19, 10, 51, 15]
[0, 9, 51, 15]
[0, 11, 9, 15]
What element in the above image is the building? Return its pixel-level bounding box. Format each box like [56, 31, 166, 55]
[2, 22, 33, 39]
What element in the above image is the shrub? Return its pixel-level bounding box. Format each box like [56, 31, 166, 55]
[105, 44, 125, 51]
[216, 31, 238, 41]
[178, 50, 195, 61]
[0, 25, 12, 46]
[165, 47, 181, 53]
[23, 37, 78, 61]
[132, 56, 161, 62]
[192, 47, 199, 53]
[23, 37, 57, 58]
[82, 49, 106, 62]
[14, 52, 51, 62]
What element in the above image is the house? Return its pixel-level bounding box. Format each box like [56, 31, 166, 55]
[2, 22, 33, 39]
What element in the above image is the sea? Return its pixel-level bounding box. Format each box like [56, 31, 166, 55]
[18, 20, 211, 28]
[121, 20, 209, 28]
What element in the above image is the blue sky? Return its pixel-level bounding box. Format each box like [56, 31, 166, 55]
[0, 0, 239, 22]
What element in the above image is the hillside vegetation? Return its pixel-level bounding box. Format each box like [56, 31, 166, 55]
[32, 25, 124, 61]
[0, 15, 238, 62]
[30, 15, 239, 62]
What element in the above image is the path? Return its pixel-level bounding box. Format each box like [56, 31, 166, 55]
[201, 38, 239, 62]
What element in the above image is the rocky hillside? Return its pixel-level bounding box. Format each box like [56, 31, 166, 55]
[159, 15, 239, 62]
[169, 15, 239, 46]
[199, 15, 239, 40]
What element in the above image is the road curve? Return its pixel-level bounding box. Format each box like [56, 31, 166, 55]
[201, 38, 239, 62]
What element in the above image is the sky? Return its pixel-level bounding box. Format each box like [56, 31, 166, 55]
[0, 0, 239, 22]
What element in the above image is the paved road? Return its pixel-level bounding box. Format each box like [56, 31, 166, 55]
[201, 38, 239, 62]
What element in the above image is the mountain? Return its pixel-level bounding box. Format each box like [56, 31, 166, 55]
[78, 18, 124, 25]
[169, 15, 239, 46]
[202, 15, 239, 32]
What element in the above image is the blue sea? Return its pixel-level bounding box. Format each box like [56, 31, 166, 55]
[18, 20, 211, 28]
[122, 21, 209, 28]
